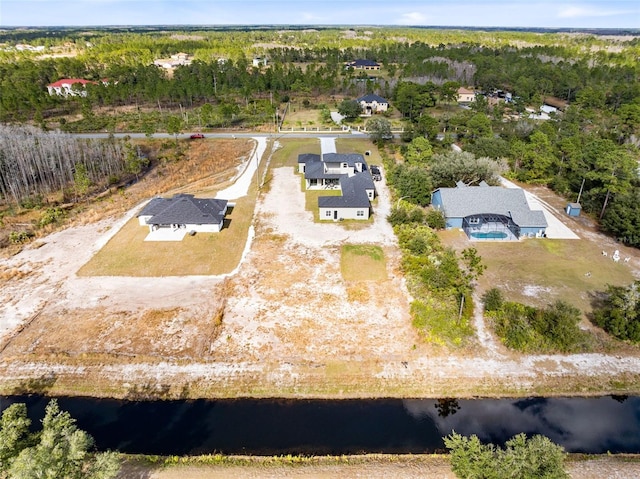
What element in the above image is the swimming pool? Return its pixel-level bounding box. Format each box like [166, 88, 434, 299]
[469, 231, 508, 239]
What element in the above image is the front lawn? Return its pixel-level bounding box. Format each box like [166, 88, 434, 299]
[77, 192, 255, 277]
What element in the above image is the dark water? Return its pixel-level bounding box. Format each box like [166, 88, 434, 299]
[2, 395, 639, 456]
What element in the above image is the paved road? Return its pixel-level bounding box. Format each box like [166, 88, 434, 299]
[72, 131, 357, 140]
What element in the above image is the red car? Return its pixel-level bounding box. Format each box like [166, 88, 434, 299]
[190, 133, 205, 139]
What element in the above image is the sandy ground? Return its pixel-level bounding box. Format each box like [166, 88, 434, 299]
[115, 456, 640, 479]
[0, 137, 639, 402]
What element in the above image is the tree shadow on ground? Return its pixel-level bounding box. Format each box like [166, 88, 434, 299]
[11, 373, 57, 395]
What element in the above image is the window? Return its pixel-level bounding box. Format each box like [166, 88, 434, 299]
[357, 211, 364, 217]
[325, 211, 332, 217]
[468, 217, 480, 225]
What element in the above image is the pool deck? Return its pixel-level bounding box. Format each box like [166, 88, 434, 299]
[467, 225, 518, 241]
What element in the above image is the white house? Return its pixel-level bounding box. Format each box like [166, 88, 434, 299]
[153, 52, 192, 69]
[357, 94, 389, 115]
[137, 194, 229, 241]
[345, 59, 380, 70]
[298, 153, 376, 221]
[457, 87, 476, 103]
[252, 57, 268, 67]
[46, 78, 96, 97]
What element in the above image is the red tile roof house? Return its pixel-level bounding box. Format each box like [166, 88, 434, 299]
[136, 194, 229, 241]
[46, 78, 97, 97]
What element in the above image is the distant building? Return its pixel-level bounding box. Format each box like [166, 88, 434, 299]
[46, 78, 96, 97]
[153, 52, 192, 69]
[252, 57, 268, 67]
[457, 87, 476, 103]
[345, 59, 380, 70]
[356, 94, 389, 115]
[15, 44, 45, 52]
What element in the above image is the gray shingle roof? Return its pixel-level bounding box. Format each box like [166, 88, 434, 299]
[435, 186, 547, 228]
[319, 172, 372, 208]
[138, 194, 227, 226]
[348, 59, 379, 67]
[322, 153, 364, 166]
[297, 153, 320, 164]
[357, 94, 388, 104]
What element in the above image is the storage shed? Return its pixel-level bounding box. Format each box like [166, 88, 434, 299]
[566, 203, 582, 217]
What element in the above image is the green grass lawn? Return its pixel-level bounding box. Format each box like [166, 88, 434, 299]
[78, 193, 256, 277]
[341, 244, 387, 281]
[335, 138, 380, 159]
[443, 232, 637, 314]
[270, 138, 320, 169]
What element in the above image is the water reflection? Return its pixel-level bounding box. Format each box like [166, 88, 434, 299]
[2, 395, 639, 455]
[403, 396, 640, 453]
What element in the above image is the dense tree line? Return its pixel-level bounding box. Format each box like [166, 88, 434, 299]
[0, 125, 127, 205]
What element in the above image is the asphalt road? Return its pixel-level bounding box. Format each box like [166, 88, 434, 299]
[72, 131, 369, 140]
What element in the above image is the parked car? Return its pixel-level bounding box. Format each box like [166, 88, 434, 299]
[190, 133, 205, 139]
[370, 165, 382, 181]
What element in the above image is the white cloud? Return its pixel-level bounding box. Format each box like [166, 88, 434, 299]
[396, 11, 429, 25]
[558, 5, 631, 18]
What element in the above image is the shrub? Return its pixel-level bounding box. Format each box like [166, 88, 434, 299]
[9, 231, 33, 244]
[489, 299, 590, 353]
[425, 209, 446, 229]
[593, 281, 640, 343]
[38, 207, 64, 227]
[482, 288, 504, 312]
[445, 431, 569, 479]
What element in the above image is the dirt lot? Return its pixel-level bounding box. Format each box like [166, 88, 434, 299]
[0, 137, 640, 402]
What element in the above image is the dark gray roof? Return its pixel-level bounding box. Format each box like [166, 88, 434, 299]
[435, 186, 547, 228]
[348, 59, 379, 67]
[304, 160, 342, 180]
[322, 153, 364, 166]
[319, 172, 372, 209]
[138, 194, 227, 226]
[298, 153, 320, 164]
[357, 94, 388, 104]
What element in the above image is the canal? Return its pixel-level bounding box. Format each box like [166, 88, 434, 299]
[2, 395, 639, 455]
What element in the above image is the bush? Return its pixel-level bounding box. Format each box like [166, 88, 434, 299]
[425, 209, 446, 229]
[482, 288, 504, 312]
[9, 231, 33, 244]
[593, 281, 640, 343]
[488, 299, 590, 353]
[445, 431, 569, 479]
[38, 207, 64, 227]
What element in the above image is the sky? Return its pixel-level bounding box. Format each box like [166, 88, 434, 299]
[1, 0, 638, 29]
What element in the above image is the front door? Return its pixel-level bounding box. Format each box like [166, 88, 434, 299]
[334, 210, 338, 220]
